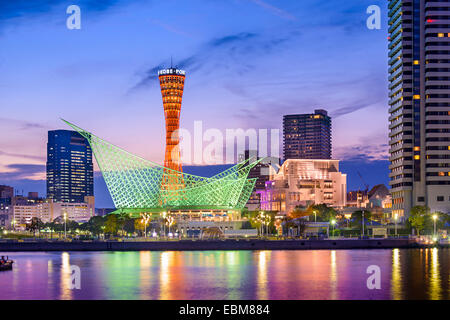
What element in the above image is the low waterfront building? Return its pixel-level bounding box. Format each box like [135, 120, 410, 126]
[346, 190, 369, 208]
[0, 209, 11, 229]
[258, 159, 347, 215]
[11, 196, 95, 229]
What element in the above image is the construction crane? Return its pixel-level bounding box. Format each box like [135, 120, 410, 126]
[357, 171, 369, 193]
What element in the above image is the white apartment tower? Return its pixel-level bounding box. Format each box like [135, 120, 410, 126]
[389, 0, 450, 217]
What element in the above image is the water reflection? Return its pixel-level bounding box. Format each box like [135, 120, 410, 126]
[139, 251, 152, 300]
[330, 250, 338, 300]
[159, 251, 171, 300]
[225, 251, 242, 299]
[429, 248, 441, 300]
[257, 251, 270, 300]
[391, 248, 402, 300]
[0, 249, 449, 300]
[60, 252, 72, 300]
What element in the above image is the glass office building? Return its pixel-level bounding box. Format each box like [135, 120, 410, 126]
[46, 130, 93, 203]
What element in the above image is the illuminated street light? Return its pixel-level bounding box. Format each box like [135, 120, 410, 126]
[432, 214, 438, 239]
[330, 219, 336, 238]
[141, 213, 151, 238]
[166, 215, 175, 237]
[393, 213, 398, 237]
[64, 212, 67, 239]
[362, 210, 365, 238]
[313, 210, 317, 223]
[161, 211, 167, 238]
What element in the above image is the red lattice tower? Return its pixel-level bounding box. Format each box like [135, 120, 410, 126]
[158, 67, 186, 199]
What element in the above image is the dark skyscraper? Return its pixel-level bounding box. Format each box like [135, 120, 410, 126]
[46, 130, 93, 203]
[283, 109, 332, 160]
[388, 0, 450, 217]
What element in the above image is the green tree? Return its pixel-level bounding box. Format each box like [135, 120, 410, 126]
[309, 204, 337, 222]
[123, 218, 136, 235]
[87, 216, 106, 236]
[117, 212, 131, 237]
[408, 205, 429, 236]
[104, 214, 119, 235]
[66, 220, 80, 233]
[351, 210, 372, 231]
[26, 217, 44, 237]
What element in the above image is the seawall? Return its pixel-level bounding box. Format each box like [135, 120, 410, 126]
[0, 238, 425, 252]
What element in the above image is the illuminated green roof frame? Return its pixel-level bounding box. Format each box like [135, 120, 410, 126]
[63, 120, 259, 213]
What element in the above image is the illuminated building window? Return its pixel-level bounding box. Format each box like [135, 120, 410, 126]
[414, 155, 420, 160]
[438, 172, 445, 176]
[413, 95, 420, 100]
[414, 60, 419, 65]
[438, 33, 444, 37]
[414, 146, 420, 151]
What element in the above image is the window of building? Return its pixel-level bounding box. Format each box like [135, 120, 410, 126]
[437, 196, 444, 202]
[417, 197, 424, 202]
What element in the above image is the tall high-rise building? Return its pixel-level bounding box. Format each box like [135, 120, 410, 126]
[0, 185, 13, 199]
[46, 130, 93, 203]
[388, 0, 450, 217]
[283, 109, 332, 160]
[158, 67, 186, 172]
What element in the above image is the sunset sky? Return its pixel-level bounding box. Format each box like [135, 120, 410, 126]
[0, 0, 389, 206]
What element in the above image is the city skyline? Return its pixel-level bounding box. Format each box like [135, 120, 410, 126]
[1, 0, 389, 205]
[1, 1, 449, 304]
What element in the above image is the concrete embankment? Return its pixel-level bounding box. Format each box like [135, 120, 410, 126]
[0, 238, 425, 252]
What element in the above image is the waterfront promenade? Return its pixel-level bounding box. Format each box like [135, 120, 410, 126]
[0, 238, 437, 252]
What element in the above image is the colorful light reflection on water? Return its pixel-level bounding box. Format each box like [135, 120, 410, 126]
[0, 249, 449, 300]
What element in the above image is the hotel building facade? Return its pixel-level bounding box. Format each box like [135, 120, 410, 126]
[388, 0, 450, 217]
[283, 109, 332, 160]
[258, 159, 347, 215]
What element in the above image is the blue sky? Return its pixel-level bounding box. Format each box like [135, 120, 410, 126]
[0, 0, 390, 206]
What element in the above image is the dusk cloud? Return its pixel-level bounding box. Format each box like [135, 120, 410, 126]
[0, 164, 46, 180]
[129, 31, 292, 91]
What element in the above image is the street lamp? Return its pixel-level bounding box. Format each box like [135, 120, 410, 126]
[161, 211, 167, 238]
[265, 215, 271, 237]
[432, 214, 438, 239]
[64, 212, 67, 239]
[259, 211, 265, 237]
[330, 219, 336, 238]
[313, 210, 317, 223]
[141, 213, 150, 238]
[166, 216, 174, 237]
[361, 210, 365, 238]
[394, 213, 398, 237]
